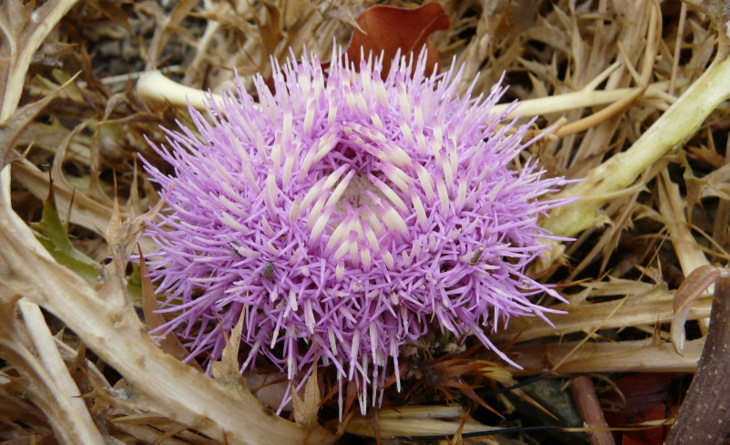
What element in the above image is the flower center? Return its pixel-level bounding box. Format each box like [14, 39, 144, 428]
[294, 129, 415, 273]
[335, 172, 381, 212]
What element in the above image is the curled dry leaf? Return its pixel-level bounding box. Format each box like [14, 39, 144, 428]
[345, 2, 449, 78]
[670, 265, 721, 355]
[0, 91, 58, 167]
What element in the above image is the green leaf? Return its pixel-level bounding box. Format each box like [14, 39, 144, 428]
[31, 183, 99, 285]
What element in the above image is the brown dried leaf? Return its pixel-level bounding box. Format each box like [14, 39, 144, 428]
[508, 337, 704, 376]
[211, 309, 246, 381]
[12, 157, 120, 236]
[138, 247, 197, 368]
[494, 279, 711, 344]
[657, 170, 712, 275]
[685, 162, 730, 202]
[670, 265, 721, 355]
[683, 0, 730, 54]
[144, 0, 199, 70]
[345, 405, 496, 439]
[0, 0, 79, 121]
[0, 75, 79, 167]
[292, 366, 320, 427]
[0, 293, 104, 444]
[346, 3, 449, 78]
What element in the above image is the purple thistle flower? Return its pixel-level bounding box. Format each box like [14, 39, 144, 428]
[142, 47, 571, 412]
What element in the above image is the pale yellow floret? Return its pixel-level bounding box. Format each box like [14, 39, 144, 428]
[222, 125, 260, 193]
[381, 164, 413, 194]
[416, 132, 427, 154]
[383, 142, 413, 168]
[281, 110, 292, 147]
[325, 218, 351, 252]
[382, 206, 408, 235]
[289, 194, 303, 220]
[333, 237, 353, 262]
[401, 250, 411, 267]
[398, 90, 410, 121]
[382, 251, 395, 269]
[411, 194, 428, 230]
[399, 121, 414, 146]
[436, 178, 449, 213]
[307, 194, 329, 229]
[340, 306, 356, 323]
[329, 329, 338, 356]
[303, 98, 315, 133]
[288, 289, 298, 312]
[348, 239, 359, 266]
[323, 165, 348, 190]
[354, 90, 368, 115]
[363, 204, 385, 236]
[374, 79, 389, 107]
[370, 176, 408, 212]
[370, 112, 384, 131]
[360, 249, 372, 269]
[281, 140, 300, 186]
[310, 207, 331, 242]
[415, 164, 436, 202]
[363, 224, 380, 252]
[326, 169, 356, 209]
[313, 132, 339, 163]
[264, 170, 277, 214]
[304, 299, 315, 334]
[299, 179, 326, 214]
[327, 94, 337, 126]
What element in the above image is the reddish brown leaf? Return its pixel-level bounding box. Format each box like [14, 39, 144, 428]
[622, 403, 670, 445]
[605, 373, 681, 445]
[346, 2, 449, 79]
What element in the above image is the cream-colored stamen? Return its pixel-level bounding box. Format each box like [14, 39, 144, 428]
[326, 169, 356, 208]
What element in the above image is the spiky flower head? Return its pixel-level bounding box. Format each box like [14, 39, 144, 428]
[142, 48, 570, 410]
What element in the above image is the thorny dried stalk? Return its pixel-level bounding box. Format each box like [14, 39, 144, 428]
[0, 0, 729, 444]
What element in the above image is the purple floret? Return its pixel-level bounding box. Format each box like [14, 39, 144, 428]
[141, 47, 572, 412]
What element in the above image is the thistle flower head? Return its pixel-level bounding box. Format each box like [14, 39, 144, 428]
[142, 47, 570, 411]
